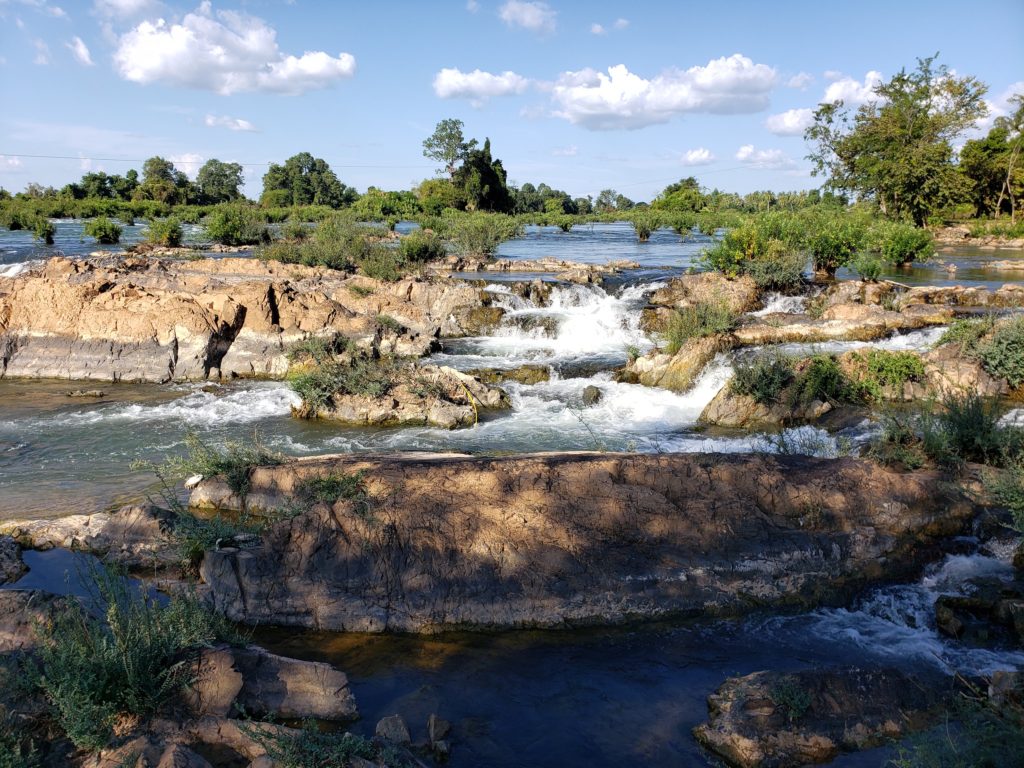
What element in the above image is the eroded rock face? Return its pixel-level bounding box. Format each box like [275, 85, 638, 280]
[192, 452, 977, 633]
[701, 388, 831, 428]
[0, 257, 490, 382]
[734, 303, 954, 346]
[694, 667, 944, 768]
[0, 535, 27, 585]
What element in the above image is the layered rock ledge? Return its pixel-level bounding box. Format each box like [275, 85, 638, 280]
[0, 256, 495, 382]
[190, 451, 978, 633]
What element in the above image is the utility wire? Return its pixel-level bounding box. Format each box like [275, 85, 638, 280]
[0, 152, 435, 169]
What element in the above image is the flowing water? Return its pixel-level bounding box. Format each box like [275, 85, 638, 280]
[3, 221, 1024, 765]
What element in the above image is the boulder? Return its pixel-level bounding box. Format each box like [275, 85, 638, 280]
[186, 644, 358, 721]
[467, 364, 551, 386]
[694, 667, 944, 768]
[0, 535, 27, 584]
[0, 590, 65, 653]
[581, 385, 603, 406]
[934, 578, 1024, 647]
[650, 273, 760, 315]
[375, 714, 411, 745]
[193, 451, 978, 632]
[621, 335, 731, 393]
[700, 388, 831, 428]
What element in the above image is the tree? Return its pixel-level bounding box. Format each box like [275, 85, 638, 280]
[133, 156, 194, 205]
[963, 94, 1024, 220]
[260, 152, 356, 208]
[196, 159, 244, 204]
[422, 118, 478, 178]
[452, 138, 512, 212]
[652, 177, 706, 212]
[806, 55, 988, 225]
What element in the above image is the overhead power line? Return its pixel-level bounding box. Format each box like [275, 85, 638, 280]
[0, 152, 436, 169]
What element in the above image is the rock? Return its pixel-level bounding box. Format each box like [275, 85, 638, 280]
[934, 578, 1024, 647]
[65, 389, 106, 398]
[0, 535, 27, 584]
[311, 364, 510, 430]
[622, 335, 731, 393]
[427, 713, 451, 743]
[156, 744, 214, 768]
[924, 344, 1009, 398]
[0, 504, 177, 569]
[650, 273, 760, 315]
[466, 364, 550, 386]
[194, 452, 978, 632]
[375, 714, 411, 745]
[0, 256, 492, 382]
[581, 385, 602, 406]
[433, 739, 451, 759]
[693, 667, 944, 768]
[186, 644, 358, 721]
[0, 590, 64, 653]
[700, 387, 831, 428]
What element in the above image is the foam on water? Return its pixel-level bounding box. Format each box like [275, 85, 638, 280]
[0, 262, 29, 278]
[750, 292, 807, 316]
[773, 326, 947, 357]
[765, 545, 1024, 676]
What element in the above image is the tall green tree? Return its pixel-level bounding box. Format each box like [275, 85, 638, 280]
[133, 156, 194, 205]
[422, 118, 478, 178]
[260, 152, 356, 208]
[806, 55, 988, 225]
[962, 94, 1024, 220]
[452, 138, 512, 212]
[651, 177, 706, 212]
[196, 159, 244, 204]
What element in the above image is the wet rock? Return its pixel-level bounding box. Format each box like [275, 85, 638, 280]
[581, 385, 603, 406]
[0, 535, 27, 585]
[428, 713, 451, 744]
[461, 306, 505, 335]
[466, 364, 550, 386]
[0, 504, 177, 569]
[193, 452, 978, 632]
[375, 714, 411, 745]
[650, 273, 760, 315]
[155, 744, 214, 768]
[700, 388, 830, 428]
[694, 667, 944, 768]
[65, 389, 106, 398]
[934, 578, 1024, 647]
[622, 335, 731, 393]
[186, 644, 358, 721]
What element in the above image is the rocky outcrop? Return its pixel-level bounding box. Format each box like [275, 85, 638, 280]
[0, 535, 27, 584]
[0, 590, 64, 653]
[191, 452, 978, 633]
[0, 257, 494, 382]
[0, 505, 177, 569]
[934, 577, 1024, 647]
[620, 335, 730, 392]
[701, 389, 831, 428]
[694, 667, 944, 768]
[186, 644, 358, 721]
[308, 364, 511, 429]
[650, 273, 761, 315]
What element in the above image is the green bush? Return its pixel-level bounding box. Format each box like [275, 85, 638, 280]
[166, 431, 281, 499]
[630, 211, 663, 242]
[663, 302, 736, 355]
[244, 719, 400, 768]
[868, 412, 926, 470]
[702, 215, 806, 288]
[730, 354, 794, 404]
[288, 356, 396, 415]
[203, 205, 270, 246]
[978, 316, 1024, 387]
[851, 252, 884, 281]
[145, 217, 183, 247]
[854, 350, 926, 400]
[83, 216, 122, 244]
[287, 334, 352, 365]
[789, 355, 848, 405]
[803, 212, 866, 275]
[397, 229, 446, 263]
[937, 315, 997, 356]
[867, 221, 934, 265]
[770, 679, 812, 723]
[447, 212, 523, 256]
[295, 471, 366, 507]
[930, 393, 1019, 466]
[35, 564, 240, 751]
[280, 219, 310, 241]
[0, 713, 38, 768]
[31, 217, 54, 245]
[742, 241, 807, 290]
[355, 247, 407, 281]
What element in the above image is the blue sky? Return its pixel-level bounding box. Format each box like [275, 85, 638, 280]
[1, 0, 1022, 202]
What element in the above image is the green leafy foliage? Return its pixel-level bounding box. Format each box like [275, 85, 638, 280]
[0, 713, 38, 768]
[35, 563, 240, 751]
[977, 316, 1024, 387]
[730, 354, 794, 405]
[203, 205, 271, 246]
[244, 719, 402, 768]
[663, 302, 737, 355]
[166, 431, 281, 499]
[145, 217, 183, 247]
[31, 217, 54, 245]
[802, 210, 866, 274]
[789, 355, 848, 406]
[447, 212, 523, 256]
[288, 356, 397, 415]
[938, 316, 997, 356]
[770, 679, 812, 723]
[866, 220, 934, 265]
[851, 252, 884, 281]
[295, 471, 367, 507]
[83, 216, 122, 244]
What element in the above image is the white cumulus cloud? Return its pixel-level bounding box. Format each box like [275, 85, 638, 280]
[169, 152, 204, 178]
[204, 114, 257, 132]
[66, 36, 94, 66]
[764, 107, 814, 136]
[590, 22, 605, 35]
[824, 71, 882, 105]
[433, 67, 529, 105]
[499, 0, 556, 34]
[735, 144, 796, 169]
[550, 54, 777, 130]
[680, 147, 715, 166]
[113, 2, 356, 95]
[786, 72, 812, 90]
